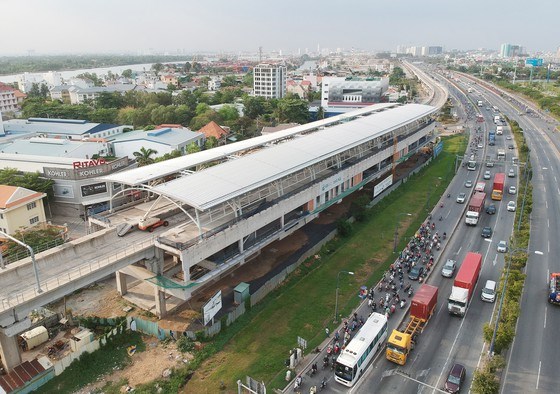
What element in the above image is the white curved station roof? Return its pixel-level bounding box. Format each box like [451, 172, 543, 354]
[145, 103, 435, 211]
[98, 103, 400, 186]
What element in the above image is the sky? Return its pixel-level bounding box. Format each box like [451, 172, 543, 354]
[0, 0, 558, 56]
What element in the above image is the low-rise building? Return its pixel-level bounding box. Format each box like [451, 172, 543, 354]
[321, 76, 389, 116]
[110, 127, 204, 159]
[0, 185, 47, 235]
[198, 121, 229, 145]
[0, 83, 25, 114]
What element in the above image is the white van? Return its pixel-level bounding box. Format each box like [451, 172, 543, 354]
[496, 126, 503, 135]
[481, 280, 497, 303]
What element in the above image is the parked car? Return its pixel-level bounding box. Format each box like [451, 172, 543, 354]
[507, 201, 517, 212]
[465, 180, 473, 188]
[486, 204, 496, 215]
[508, 186, 517, 194]
[456, 193, 467, 204]
[408, 265, 425, 281]
[497, 240, 508, 253]
[481, 226, 492, 238]
[444, 363, 466, 393]
[483, 171, 491, 180]
[441, 259, 456, 278]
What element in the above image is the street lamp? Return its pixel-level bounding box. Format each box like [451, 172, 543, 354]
[0, 230, 42, 293]
[489, 247, 543, 355]
[334, 271, 354, 323]
[394, 213, 412, 252]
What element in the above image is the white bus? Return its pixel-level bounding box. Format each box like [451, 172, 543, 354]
[334, 313, 388, 387]
[467, 160, 477, 171]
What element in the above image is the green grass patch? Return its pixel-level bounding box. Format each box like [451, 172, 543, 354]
[37, 331, 145, 394]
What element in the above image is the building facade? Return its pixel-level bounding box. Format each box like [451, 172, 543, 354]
[0, 186, 47, 235]
[321, 77, 389, 116]
[253, 64, 287, 99]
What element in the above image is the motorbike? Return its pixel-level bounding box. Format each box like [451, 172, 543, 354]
[443, 232, 447, 240]
[320, 378, 327, 390]
[310, 363, 318, 376]
[294, 375, 303, 390]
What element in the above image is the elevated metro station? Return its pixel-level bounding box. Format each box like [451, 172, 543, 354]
[94, 102, 438, 315]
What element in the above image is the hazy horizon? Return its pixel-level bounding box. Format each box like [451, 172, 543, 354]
[1, 0, 558, 56]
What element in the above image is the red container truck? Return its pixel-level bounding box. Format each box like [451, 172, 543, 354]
[491, 173, 505, 201]
[465, 192, 485, 226]
[448, 252, 482, 317]
[386, 284, 438, 365]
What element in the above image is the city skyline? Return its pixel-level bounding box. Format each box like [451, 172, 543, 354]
[1, 0, 558, 55]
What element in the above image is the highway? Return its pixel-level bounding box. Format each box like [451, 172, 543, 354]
[467, 77, 560, 393]
[348, 69, 519, 393]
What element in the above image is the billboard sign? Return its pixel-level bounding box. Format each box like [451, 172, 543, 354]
[203, 290, 222, 325]
[525, 58, 543, 67]
[373, 175, 393, 197]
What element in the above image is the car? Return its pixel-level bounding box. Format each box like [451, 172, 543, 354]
[481, 226, 492, 238]
[508, 185, 517, 194]
[408, 265, 425, 281]
[486, 107, 491, 111]
[456, 193, 466, 204]
[464, 180, 473, 188]
[477, 143, 483, 149]
[486, 162, 494, 168]
[507, 201, 516, 212]
[444, 363, 466, 393]
[508, 144, 515, 150]
[481, 280, 497, 303]
[486, 204, 496, 215]
[441, 259, 456, 278]
[497, 240, 508, 253]
[483, 171, 491, 180]
[506, 135, 512, 140]
[508, 169, 516, 178]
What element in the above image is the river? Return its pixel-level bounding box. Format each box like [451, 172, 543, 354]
[0, 61, 189, 84]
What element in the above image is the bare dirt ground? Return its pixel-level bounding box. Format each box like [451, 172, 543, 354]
[74, 337, 190, 394]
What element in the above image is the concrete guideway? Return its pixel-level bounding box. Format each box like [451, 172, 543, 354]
[0, 229, 159, 327]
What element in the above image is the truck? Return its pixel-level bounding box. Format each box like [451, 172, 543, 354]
[465, 192, 485, 226]
[548, 273, 560, 305]
[488, 131, 496, 146]
[496, 125, 503, 135]
[475, 181, 486, 193]
[491, 173, 505, 201]
[138, 217, 169, 232]
[448, 252, 482, 317]
[494, 115, 501, 124]
[386, 284, 438, 365]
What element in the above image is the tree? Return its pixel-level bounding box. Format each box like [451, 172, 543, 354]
[221, 75, 238, 87]
[167, 83, 177, 92]
[133, 147, 158, 166]
[96, 91, 124, 109]
[121, 69, 133, 79]
[274, 98, 309, 124]
[76, 72, 103, 86]
[217, 105, 239, 122]
[243, 96, 267, 119]
[204, 136, 218, 150]
[0, 168, 54, 197]
[186, 142, 201, 154]
[151, 62, 164, 75]
[183, 62, 192, 74]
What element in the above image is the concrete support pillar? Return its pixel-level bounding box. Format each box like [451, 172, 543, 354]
[154, 288, 167, 317]
[0, 331, 22, 372]
[238, 238, 244, 253]
[280, 215, 285, 227]
[116, 270, 128, 296]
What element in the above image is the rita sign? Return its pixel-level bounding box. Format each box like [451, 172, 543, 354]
[73, 158, 106, 169]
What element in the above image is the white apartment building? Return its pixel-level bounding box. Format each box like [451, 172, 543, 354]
[253, 64, 287, 99]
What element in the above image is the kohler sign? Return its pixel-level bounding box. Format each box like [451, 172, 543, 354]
[44, 157, 129, 180]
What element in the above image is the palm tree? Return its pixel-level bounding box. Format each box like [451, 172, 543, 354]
[133, 147, 158, 166]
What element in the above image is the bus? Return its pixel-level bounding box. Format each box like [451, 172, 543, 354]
[334, 313, 388, 387]
[476, 114, 484, 123]
[467, 160, 477, 171]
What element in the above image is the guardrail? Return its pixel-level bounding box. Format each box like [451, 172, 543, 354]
[0, 236, 157, 313]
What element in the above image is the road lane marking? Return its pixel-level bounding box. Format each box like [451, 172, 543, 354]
[548, 241, 550, 253]
[548, 219, 550, 228]
[546, 200, 548, 209]
[456, 246, 462, 256]
[536, 361, 541, 390]
[544, 306, 547, 329]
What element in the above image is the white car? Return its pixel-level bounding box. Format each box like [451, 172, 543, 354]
[497, 240, 508, 253]
[465, 180, 473, 188]
[484, 171, 491, 180]
[508, 186, 517, 194]
[456, 193, 467, 204]
[506, 135, 512, 140]
[507, 201, 516, 212]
